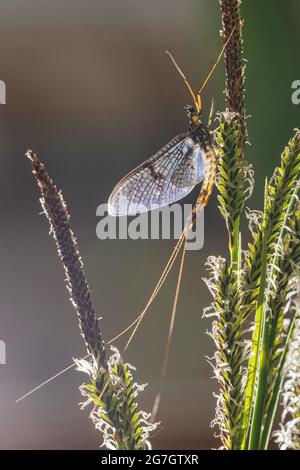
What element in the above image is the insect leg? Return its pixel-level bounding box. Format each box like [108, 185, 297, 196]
[208, 97, 215, 129]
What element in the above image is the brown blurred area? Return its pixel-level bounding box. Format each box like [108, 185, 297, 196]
[0, 0, 299, 449]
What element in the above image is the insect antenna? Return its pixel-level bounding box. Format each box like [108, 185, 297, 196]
[196, 25, 236, 108]
[166, 50, 199, 111]
[167, 26, 236, 112]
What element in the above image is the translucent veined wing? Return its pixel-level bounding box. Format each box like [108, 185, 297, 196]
[108, 133, 206, 216]
[171, 143, 206, 188]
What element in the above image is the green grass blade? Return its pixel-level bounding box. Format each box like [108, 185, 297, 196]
[241, 179, 269, 449]
[259, 314, 297, 449]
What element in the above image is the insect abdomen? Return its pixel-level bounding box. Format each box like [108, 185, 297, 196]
[190, 146, 217, 226]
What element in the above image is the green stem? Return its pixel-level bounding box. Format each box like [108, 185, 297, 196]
[259, 314, 297, 449]
[248, 175, 299, 449]
[253, 181, 300, 449]
[229, 217, 241, 450]
[248, 321, 270, 449]
[241, 179, 269, 450]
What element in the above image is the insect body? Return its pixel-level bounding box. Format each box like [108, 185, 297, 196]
[106, 30, 235, 220]
[108, 105, 216, 218]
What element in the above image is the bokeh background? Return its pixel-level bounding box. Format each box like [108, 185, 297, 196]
[0, 0, 299, 450]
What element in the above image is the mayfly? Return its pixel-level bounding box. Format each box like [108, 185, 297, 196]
[108, 74, 216, 219]
[108, 29, 236, 354]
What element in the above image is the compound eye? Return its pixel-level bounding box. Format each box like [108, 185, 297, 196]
[184, 105, 194, 113]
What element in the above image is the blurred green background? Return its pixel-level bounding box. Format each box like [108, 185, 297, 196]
[0, 0, 299, 449]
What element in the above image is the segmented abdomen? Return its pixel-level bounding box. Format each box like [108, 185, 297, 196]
[189, 145, 217, 228]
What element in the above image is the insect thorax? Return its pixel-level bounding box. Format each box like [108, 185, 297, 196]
[189, 122, 212, 150]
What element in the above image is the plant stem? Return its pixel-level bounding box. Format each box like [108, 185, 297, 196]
[260, 315, 297, 449]
[248, 170, 300, 449]
[241, 179, 268, 449]
[248, 322, 269, 449]
[219, 0, 247, 147]
[25, 150, 108, 371]
[250, 157, 300, 448]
